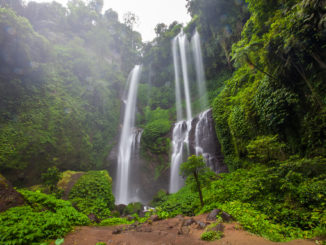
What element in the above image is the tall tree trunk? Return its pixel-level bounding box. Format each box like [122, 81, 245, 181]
[193, 171, 204, 207]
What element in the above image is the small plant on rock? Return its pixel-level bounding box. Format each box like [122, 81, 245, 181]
[201, 231, 223, 241]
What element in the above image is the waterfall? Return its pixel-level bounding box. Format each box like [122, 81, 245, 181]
[178, 31, 192, 121]
[169, 121, 188, 193]
[169, 31, 193, 193]
[191, 30, 208, 110]
[115, 65, 142, 204]
[172, 37, 183, 121]
[169, 31, 227, 193]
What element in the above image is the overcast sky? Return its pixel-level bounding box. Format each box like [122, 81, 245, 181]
[26, 0, 191, 42]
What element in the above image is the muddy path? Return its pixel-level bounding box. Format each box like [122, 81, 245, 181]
[62, 214, 315, 245]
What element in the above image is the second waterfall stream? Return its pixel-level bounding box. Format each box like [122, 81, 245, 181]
[115, 65, 142, 204]
[169, 30, 227, 193]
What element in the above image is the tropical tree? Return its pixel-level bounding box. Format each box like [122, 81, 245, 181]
[180, 155, 207, 207]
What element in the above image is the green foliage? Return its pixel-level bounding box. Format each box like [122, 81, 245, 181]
[158, 185, 200, 217]
[180, 155, 206, 176]
[0, 0, 140, 184]
[150, 189, 169, 207]
[124, 202, 143, 215]
[159, 156, 326, 241]
[155, 209, 170, 220]
[202, 157, 326, 230]
[180, 155, 209, 206]
[200, 231, 223, 241]
[202, 201, 313, 242]
[55, 238, 64, 245]
[68, 171, 114, 220]
[246, 135, 286, 164]
[142, 119, 171, 154]
[96, 242, 106, 245]
[0, 190, 89, 245]
[41, 167, 62, 193]
[212, 0, 326, 167]
[99, 217, 133, 226]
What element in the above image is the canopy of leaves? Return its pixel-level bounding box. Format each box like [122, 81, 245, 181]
[0, 3, 141, 185]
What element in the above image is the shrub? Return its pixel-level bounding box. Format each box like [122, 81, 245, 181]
[124, 202, 143, 215]
[0, 190, 89, 245]
[158, 185, 200, 217]
[142, 119, 171, 154]
[201, 231, 223, 241]
[41, 167, 62, 192]
[69, 171, 114, 220]
[246, 135, 286, 164]
[150, 189, 168, 207]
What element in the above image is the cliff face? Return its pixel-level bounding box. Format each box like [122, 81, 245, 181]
[188, 109, 228, 173]
[0, 174, 25, 212]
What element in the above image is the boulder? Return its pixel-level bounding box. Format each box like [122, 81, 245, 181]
[87, 213, 100, 223]
[206, 209, 221, 221]
[116, 204, 127, 215]
[149, 214, 160, 222]
[112, 228, 123, 234]
[196, 221, 207, 229]
[183, 218, 196, 226]
[208, 223, 225, 233]
[178, 226, 190, 235]
[221, 211, 233, 222]
[0, 174, 25, 212]
[126, 215, 135, 221]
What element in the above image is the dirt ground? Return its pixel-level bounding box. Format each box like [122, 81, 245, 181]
[62, 214, 316, 245]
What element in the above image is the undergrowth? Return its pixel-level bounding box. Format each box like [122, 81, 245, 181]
[68, 171, 115, 220]
[156, 157, 326, 242]
[0, 190, 89, 245]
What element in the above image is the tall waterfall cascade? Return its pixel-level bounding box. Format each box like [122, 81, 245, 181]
[192, 30, 209, 110]
[169, 30, 227, 193]
[115, 65, 142, 204]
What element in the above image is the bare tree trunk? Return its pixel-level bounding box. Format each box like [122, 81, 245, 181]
[193, 171, 204, 207]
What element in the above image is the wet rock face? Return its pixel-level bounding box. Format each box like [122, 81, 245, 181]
[188, 109, 228, 173]
[0, 174, 25, 212]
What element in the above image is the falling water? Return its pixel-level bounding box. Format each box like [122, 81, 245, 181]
[172, 37, 184, 121]
[169, 31, 194, 193]
[194, 109, 216, 171]
[191, 30, 208, 110]
[178, 31, 192, 121]
[169, 31, 226, 193]
[116, 65, 142, 204]
[169, 121, 188, 193]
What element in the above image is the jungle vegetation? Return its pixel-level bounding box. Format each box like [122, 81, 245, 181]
[0, 0, 325, 244]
